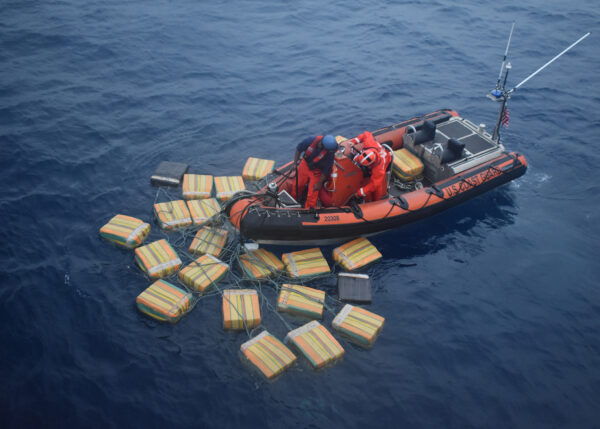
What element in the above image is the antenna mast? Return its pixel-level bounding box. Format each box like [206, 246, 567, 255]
[488, 30, 590, 142]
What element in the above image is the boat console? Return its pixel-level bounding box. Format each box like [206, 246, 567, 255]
[403, 117, 504, 182]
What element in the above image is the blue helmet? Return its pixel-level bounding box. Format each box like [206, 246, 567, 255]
[321, 135, 337, 151]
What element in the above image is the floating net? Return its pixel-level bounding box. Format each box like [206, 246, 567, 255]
[100, 167, 385, 381]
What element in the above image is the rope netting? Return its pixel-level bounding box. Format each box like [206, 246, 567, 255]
[140, 184, 348, 341]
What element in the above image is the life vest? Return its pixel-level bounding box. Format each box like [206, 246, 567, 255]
[355, 135, 392, 201]
[304, 136, 328, 170]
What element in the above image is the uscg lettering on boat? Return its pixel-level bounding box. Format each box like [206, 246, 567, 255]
[446, 167, 502, 198]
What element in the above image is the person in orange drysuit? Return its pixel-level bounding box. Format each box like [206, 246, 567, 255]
[351, 131, 391, 202]
[292, 134, 338, 208]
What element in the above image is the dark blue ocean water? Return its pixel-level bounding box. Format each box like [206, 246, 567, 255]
[2, 0, 599, 427]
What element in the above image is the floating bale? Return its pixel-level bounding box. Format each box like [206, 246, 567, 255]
[214, 176, 246, 203]
[285, 320, 344, 369]
[134, 239, 182, 279]
[238, 248, 284, 280]
[332, 304, 385, 348]
[136, 279, 192, 323]
[99, 214, 150, 249]
[178, 254, 229, 294]
[337, 272, 372, 303]
[282, 248, 330, 279]
[151, 161, 189, 187]
[277, 284, 325, 319]
[182, 174, 214, 200]
[222, 289, 261, 330]
[188, 226, 229, 257]
[153, 200, 193, 230]
[392, 148, 424, 182]
[186, 198, 221, 227]
[333, 237, 382, 271]
[242, 157, 275, 181]
[240, 330, 297, 380]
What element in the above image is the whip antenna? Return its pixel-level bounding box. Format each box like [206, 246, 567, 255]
[496, 22, 515, 90]
[508, 32, 591, 93]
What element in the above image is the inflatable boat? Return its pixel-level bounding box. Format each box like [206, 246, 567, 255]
[225, 109, 527, 245]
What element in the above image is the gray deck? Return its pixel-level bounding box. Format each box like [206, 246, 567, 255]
[418, 118, 496, 156]
[437, 119, 496, 155]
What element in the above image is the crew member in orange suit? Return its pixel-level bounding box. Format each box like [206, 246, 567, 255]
[292, 134, 338, 208]
[351, 131, 390, 201]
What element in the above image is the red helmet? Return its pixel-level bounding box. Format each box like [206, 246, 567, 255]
[354, 148, 378, 167]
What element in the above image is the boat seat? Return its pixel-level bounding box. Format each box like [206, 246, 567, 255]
[419, 137, 468, 182]
[440, 138, 466, 164]
[415, 120, 437, 144]
[402, 120, 436, 157]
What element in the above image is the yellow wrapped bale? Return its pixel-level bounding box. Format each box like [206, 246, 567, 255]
[222, 289, 261, 330]
[186, 198, 221, 227]
[285, 321, 344, 369]
[188, 226, 228, 257]
[239, 248, 284, 280]
[182, 174, 213, 200]
[240, 331, 297, 380]
[136, 280, 192, 323]
[134, 239, 182, 279]
[178, 254, 229, 294]
[282, 248, 330, 279]
[277, 284, 325, 319]
[214, 176, 245, 202]
[393, 148, 424, 181]
[242, 157, 275, 181]
[332, 304, 385, 347]
[153, 200, 192, 230]
[333, 237, 382, 271]
[99, 214, 150, 249]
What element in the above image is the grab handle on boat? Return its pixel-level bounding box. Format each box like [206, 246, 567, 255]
[391, 196, 409, 210]
[505, 152, 522, 170]
[349, 198, 363, 219]
[427, 185, 445, 199]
